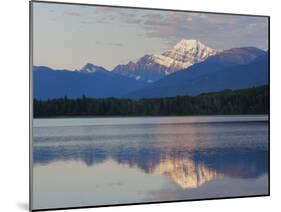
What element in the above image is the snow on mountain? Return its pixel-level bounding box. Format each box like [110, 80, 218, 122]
[113, 39, 218, 82]
[127, 47, 267, 99]
[155, 39, 217, 72]
[79, 63, 108, 73]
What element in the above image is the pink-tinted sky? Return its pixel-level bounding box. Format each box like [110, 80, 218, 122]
[32, 2, 268, 70]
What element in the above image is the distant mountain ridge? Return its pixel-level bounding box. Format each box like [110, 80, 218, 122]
[33, 39, 268, 100]
[33, 65, 147, 99]
[78, 63, 108, 73]
[113, 39, 218, 82]
[127, 47, 267, 98]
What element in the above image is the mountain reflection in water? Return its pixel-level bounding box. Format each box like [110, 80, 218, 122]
[152, 158, 218, 189]
[33, 120, 268, 190]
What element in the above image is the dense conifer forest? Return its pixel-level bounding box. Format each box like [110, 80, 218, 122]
[33, 85, 268, 118]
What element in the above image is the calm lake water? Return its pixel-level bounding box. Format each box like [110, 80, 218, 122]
[32, 115, 269, 210]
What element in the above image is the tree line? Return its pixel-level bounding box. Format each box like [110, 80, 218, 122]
[33, 85, 268, 118]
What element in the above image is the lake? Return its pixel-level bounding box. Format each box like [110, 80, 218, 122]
[32, 115, 269, 210]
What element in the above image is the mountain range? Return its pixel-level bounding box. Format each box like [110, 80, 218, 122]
[33, 66, 147, 99]
[128, 47, 268, 98]
[113, 39, 217, 82]
[33, 39, 268, 100]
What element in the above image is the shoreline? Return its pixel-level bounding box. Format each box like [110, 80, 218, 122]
[33, 114, 269, 120]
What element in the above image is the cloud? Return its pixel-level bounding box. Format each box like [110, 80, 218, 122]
[138, 11, 268, 49]
[95, 41, 124, 47]
[64, 5, 268, 50]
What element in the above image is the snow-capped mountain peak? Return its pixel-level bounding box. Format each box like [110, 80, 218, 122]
[151, 39, 218, 72]
[113, 39, 218, 82]
[79, 63, 108, 73]
[173, 39, 201, 50]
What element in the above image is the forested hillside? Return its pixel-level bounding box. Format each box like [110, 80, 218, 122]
[34, 85, 268, 118]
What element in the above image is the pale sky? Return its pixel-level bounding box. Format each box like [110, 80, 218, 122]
[32, 2, 269, 70]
